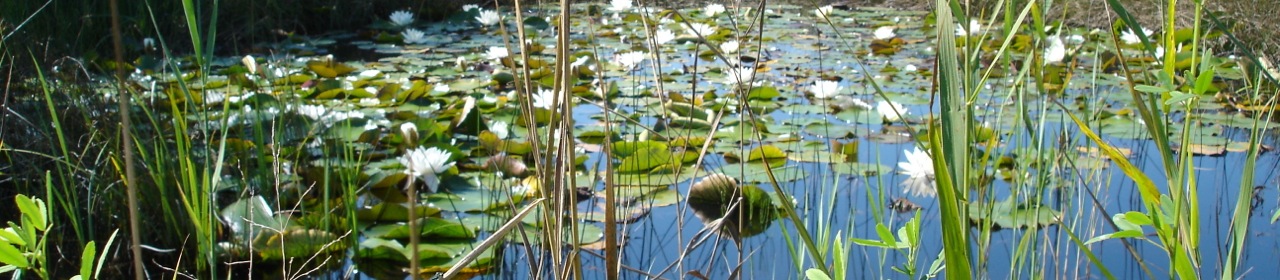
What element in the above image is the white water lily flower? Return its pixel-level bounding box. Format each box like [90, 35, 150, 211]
[723, 67, 756, 86]
[614, 51, 647, 70]
[685, 22, 715, 37]
[608, 0, 633, 12]
[400, 147, 455, 192]
[876, 100, 907, 122]
[1044, 35, 1065, 64]
[654, 28, 675, 45]
[1119, 27, 1151, 45]
[873, 26, 896, 40]
[898, 147, 936, 197]
[476, 9, 501, 26]
[486, 46, 509, 60]
[704, 4, 725, 16]
[402, 28, 428, 44]
[389, 10, 415, 26]
[814, 5, 834, 19]
[533, 88, 559, 109]
[720, 40, 740, 54]
[434, 83, 450, 92]
[955, 19, 982, 36]
[808, 80, 842, 99]
[489, 120, 510, 139]
[903, 64, 918, 72]
[462, 4, 480, 12]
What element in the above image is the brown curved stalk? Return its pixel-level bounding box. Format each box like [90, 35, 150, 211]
[108, 0, 143, 278]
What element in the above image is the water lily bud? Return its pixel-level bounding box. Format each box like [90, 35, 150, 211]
[241, 55, 258, 75]
[400, 122, 419, 145]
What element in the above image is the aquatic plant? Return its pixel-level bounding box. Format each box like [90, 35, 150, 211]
[719, 40, 740, 54]
[1043, 35, 1065, 64]
[814, 5, 834, 20]
[389, 10, 414, 27]
[684, 22, 715, 37]
[873, 26, 896, 40]
[723, 66, 756, 87]
[652, 28, 676, 45]
[897, 147, 935, 197]
[875, 100, 907, 123]
[808, 80, 843, 99]
[485, 46, 509, 60]
[475, 9, 500, 26]
[402, 28, 428, 45]
[1119, 27, 1152, 45]
[704, 4, 725, 17]
[687, 174, 778, 241]
[400, 147, 454, 193]
[613, 51, 647, 71]
[954, 19, 982, 36]
[4, 0, 1278, 279]
[607, 0, 632, 12]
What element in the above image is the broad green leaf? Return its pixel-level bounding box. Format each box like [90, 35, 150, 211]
[875, 223, 898, 248]
[1164, 91, 1194, 105]
[0, 228, 22, 246]
[1123, 211, 1154, 226]
[374, 218, 476, 239]
[1084, 230, 1146, 245]
[616, 148, 676, 173]
[747, 85, 780, 100]
[255, 229, 344, 260]
[747, 145, 787, 162]
[80, 241, 96, 278]
[1193, 67, 1215, 94]
[0, 241, 27, 268]
[611, 141, 668, 158]
[806, 268, 833, 280]
[14, 195, 46, 231]
[357, 238, 409, 261]
[219, 195, 285, 241]
[850, 238, 890, 248]
[1133, 84, 1167, 94]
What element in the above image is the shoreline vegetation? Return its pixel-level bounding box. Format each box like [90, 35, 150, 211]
[2, 0, 1278, 279]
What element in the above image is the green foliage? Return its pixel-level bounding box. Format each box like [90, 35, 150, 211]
[0, 192, 113, 280]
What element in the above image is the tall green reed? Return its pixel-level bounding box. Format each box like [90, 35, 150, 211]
[1054, 0, 1280, 279]
[133, 0, 226, 275]
[929, 0, 974, 278]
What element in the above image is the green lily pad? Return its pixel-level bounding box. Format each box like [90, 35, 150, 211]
[968, 198, 1062, 230]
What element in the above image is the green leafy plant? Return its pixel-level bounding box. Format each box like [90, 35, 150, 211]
[850, 211, 943, 278]
[0, 185, 117, 280]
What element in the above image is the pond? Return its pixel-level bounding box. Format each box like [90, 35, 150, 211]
[103, 2, 1280, 279]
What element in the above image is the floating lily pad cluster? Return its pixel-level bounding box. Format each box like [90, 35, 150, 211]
[110, 0, 1276, 276]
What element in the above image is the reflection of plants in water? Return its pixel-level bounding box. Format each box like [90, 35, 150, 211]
[687, 174, 778, 241]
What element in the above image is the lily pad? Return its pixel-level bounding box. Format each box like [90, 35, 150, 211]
[968, 198, 1062, 230]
